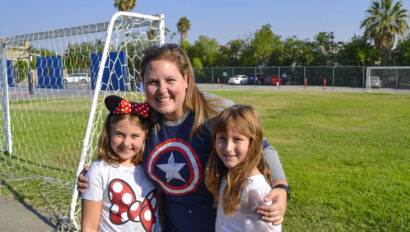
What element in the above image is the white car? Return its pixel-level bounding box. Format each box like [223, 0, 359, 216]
[228, 75, 248, 85]
[63, 73, 90, 84]
[369, 76, 382, 88]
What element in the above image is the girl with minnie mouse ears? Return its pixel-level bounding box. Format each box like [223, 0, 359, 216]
[81, 95, 161, 232]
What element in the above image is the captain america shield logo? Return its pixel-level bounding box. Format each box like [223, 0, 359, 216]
[146, 138, 202, 196]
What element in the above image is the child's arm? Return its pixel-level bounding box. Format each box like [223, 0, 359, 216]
[81, 199, 102, 232]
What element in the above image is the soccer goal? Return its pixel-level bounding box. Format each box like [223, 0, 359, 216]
[366, 66, 410, 92]
[0, 11, 164, 231]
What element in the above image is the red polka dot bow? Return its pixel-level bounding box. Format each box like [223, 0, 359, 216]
[109, 179, 158, 231]
[113, 99, 149, 118]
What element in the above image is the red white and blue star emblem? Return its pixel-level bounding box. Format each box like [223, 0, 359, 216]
[146, 138, 202, 196]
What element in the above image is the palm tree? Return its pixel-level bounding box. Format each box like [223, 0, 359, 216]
[360, 0, 409, 66]
[114, 0, 136, 12]
[177, 17, 191, 43]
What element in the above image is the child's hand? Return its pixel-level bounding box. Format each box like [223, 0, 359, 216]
[256, 187, 287, 226]
[77, 165, 90, 194]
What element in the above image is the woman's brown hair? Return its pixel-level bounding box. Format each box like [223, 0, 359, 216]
[98, 113, 150, 165]
[205, 105, 273, 215]
[140, 45, 220, 139]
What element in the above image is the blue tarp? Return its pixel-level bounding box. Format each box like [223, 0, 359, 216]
[36, 55, 63, 89]
[91, 52, 127, 91]
[7, 60, 14, 87]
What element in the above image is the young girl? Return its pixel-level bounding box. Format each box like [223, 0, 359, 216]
[206, 105, 282, 232]
[81, 95, 160, 232]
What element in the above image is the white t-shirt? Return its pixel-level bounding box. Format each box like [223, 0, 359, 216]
[81, 160, 160, 232]
[215, 174, 282, 232]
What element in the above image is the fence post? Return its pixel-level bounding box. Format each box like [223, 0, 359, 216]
[254, 67, 257, 86]
[332, 66, 335, 90]
[395, 67, 398, 92]
[362, 66, 365, 91]
[365, 67, 370, 93]
[211, 67, 213, 84]
[304, 66, 306, 89]
[0, 44, 12, 153]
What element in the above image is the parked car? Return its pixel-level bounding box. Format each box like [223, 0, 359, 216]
[228, 75, 248, 85]
[264, 75, 285, 85]
[248, 73, 264, 85]
[63, 73, 90, 84]
[368, 76, 382, 88]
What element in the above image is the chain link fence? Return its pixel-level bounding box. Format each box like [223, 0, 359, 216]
[194, 66, 410, 90]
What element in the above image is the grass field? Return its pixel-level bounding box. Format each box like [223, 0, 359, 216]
[1, 90, 409, 231]
[207, 90, 409, 231]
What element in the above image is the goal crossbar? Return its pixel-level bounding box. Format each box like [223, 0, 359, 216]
[0, 12, 164, 46]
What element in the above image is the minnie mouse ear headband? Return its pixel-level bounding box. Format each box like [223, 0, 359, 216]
[104, 95, 149, 118]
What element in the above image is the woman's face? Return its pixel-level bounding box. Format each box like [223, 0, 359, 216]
[144, 59, 188, 121]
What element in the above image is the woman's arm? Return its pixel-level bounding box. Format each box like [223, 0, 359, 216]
[259, 141, 288, 225]
[81, 199, 102, 232]
[77, 165, 90, 194]
[263, 142, 287, 182]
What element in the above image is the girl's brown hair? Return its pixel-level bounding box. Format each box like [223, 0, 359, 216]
[141, 46, 220, 139]
[98, 113, 150, 165]
[205, 105, 273, 215]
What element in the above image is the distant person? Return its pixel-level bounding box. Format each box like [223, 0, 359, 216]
[78, 44, 288, 231]
[81, 96, 160, 232]
[206, 105, 283, 232]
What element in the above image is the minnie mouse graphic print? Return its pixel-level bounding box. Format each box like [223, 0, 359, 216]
[81, 160, 160, 232]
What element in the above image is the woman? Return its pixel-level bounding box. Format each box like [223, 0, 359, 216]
[78, 44, 289, 231]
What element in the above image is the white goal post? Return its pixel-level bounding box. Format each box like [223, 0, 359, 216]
[0, 11, 164, 231]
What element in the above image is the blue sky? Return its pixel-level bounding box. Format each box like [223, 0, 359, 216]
[1, 0, 409, 45]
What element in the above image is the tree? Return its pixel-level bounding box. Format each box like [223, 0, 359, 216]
[280, 37, 311, 66]
[177, 17, 191, 43]
[240, 24, 281, 66]
[64, 42, 94, 72]
[14, 60, 29, 83]
[391, 34, 410, 65]
[337, 35, 380, 66]
[188, 35, 219, 67]
[360, 0, 409, 65]
[215, 39, 246, 66]
[114, 0, 136, 11]
[313, 32, 336, 65]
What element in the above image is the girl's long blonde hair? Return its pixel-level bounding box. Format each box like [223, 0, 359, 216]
[205, 105, 273, 215]
[141, 45, 220, 139]
[98, 113, 150, 165]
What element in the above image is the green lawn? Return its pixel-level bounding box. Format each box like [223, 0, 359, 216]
[207, 90, 409, 231]
[1, 91, 409, 231]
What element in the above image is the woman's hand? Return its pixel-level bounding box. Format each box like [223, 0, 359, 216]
[77, 165, 90, 194]
[257, 183, 288, 226]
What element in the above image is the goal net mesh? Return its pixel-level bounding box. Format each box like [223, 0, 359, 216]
[0, 12, 164, 231]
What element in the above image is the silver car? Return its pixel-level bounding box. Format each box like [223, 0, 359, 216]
[228, 75, 248, 85]
[369, 76, 382, 88]
[63, 73, 90, 84]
